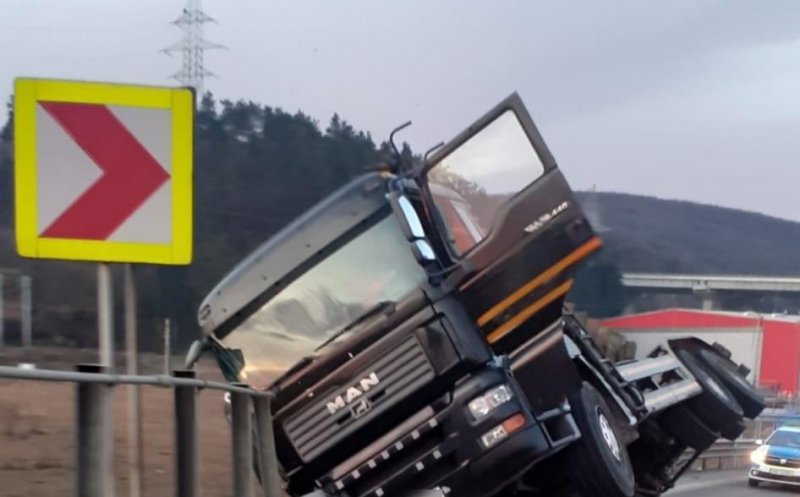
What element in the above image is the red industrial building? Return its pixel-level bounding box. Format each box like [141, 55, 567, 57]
[601, 309, 800, 396]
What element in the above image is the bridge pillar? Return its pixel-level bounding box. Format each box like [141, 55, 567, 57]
[694, 288, 719, 310]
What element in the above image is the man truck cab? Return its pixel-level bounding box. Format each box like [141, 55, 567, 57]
[194, 93, 763, 497]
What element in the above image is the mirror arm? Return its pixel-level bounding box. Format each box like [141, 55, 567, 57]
[423, 142, 445, 164]
[389, 120, 413, 174]
[184, 336, 210, 370]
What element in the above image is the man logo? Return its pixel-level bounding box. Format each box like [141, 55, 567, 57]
[327, 372, 381, 415]
[350, 398, 372, 418]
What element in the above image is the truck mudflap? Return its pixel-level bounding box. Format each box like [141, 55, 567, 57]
[311, 367, 578, 497]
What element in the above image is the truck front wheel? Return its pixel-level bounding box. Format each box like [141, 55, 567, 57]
[566, 382, 636, 497]
[675, 349, 744, 439]
[695, 349, 764, 420]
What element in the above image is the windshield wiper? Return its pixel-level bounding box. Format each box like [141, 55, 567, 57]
[314, 300, 397, 352]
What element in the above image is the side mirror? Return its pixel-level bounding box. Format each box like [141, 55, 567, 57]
[756, 439, 764, 446]
[411, 239, 436, 263]
[184, 338, 207, 370]
[389, 192, 426, 240]
[389, 191, 440, 269]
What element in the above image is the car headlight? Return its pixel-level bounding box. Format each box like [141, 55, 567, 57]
[751, 446, 767, 464]
[467, 384, 513, 421]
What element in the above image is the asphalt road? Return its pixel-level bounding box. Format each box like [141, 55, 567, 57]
[666, 470, 800, 496]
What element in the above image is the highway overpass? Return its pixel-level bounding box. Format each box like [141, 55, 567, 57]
[621, 273, 800, 310]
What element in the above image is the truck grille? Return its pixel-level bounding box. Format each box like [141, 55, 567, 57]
[284, 337, 435, 461]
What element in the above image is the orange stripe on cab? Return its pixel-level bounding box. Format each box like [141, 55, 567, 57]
[477, 237, 602, 327]
[486, 279, 574, 343]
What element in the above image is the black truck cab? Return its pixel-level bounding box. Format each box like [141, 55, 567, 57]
[194, 94, 758, 497]
[198, 94, 599, 497]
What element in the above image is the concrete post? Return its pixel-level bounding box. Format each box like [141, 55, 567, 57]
[694, 288, 717, 310]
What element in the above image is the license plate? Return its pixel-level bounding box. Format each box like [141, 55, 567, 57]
[769, 467, 795, 477]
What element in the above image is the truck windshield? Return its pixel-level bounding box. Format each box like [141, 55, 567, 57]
[216, 214, 427, 389]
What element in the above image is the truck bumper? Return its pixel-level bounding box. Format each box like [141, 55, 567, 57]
[318, 366, 577, 497]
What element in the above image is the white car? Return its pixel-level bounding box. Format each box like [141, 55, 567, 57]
[750, 426, 800, 487]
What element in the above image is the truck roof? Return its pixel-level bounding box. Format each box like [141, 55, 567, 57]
[197, 172, 392, 335]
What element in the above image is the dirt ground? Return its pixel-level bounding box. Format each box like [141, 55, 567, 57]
[0, 346, 257, 497]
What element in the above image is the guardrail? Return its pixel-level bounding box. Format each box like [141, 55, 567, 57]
[687, 439, 758, 471]
[685, 411, 800, 472]
[0, 364, 281, 497]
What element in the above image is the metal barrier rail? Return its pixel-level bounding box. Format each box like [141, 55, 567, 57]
[687, 440, 757, 471]
[0, 364, 282, 497]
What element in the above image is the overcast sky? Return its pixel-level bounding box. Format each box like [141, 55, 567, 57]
[3, 0, 799, 220]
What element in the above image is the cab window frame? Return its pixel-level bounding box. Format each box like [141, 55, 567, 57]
[419, 93, 558, 262]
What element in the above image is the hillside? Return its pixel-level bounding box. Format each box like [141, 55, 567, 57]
[576, 192, 800, 276]
[2, 94, 799, 351]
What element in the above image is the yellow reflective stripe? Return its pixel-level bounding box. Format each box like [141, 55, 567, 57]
[486, 279, 574, 344]
[477, 237, 601, 327]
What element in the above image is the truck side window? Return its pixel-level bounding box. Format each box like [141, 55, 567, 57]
[426, 110, 546, 256]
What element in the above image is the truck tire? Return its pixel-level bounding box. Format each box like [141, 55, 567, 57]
[659, 404, 718, 451]
[566, 382, 635, 497]
[675, 349, 744, 435]
[695, 349, 765, 419]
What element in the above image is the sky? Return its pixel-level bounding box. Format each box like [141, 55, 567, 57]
[2, 0, 799, 221]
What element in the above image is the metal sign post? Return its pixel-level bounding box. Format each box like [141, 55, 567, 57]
[12, 77, 194, 497]
[96, 263, 115, 497]
[20, 274, 32, 348]
[124, 264, 143, 497]
[164, 318, 172, 375]
[97, 264, 114, 369]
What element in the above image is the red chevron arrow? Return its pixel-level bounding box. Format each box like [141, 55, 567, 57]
[39, 102, 170, 240]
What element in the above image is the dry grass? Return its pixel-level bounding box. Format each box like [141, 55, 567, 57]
[0, 347, 255, 497]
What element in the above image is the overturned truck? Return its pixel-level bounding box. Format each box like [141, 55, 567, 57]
[191, 94, 764, 497]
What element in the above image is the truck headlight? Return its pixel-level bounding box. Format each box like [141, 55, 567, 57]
[468, 384, 513, 421]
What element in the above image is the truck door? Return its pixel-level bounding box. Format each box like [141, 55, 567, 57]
[420, 93, 601, 353]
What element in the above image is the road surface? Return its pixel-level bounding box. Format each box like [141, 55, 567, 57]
[667, 470, 798, 496]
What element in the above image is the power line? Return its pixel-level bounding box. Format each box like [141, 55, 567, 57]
[162, 0, 224, 94]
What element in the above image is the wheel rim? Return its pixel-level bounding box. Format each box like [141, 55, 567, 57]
[705, 369, 731, 401]
[680, 350, 735, 404]
[597, 408, 622, 463]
